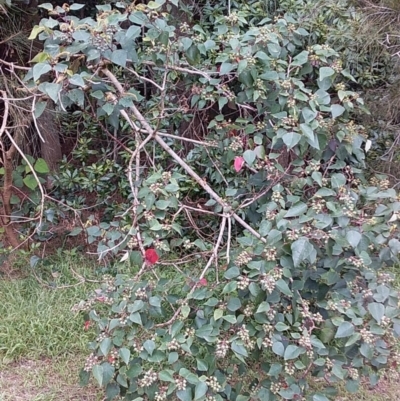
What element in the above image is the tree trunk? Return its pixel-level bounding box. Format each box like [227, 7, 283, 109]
[38, 101, 62, 173]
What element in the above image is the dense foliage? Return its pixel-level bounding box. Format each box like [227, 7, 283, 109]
[1, 0, 400, 399]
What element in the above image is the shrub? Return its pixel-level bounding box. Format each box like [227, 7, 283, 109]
[24, 0, 400, 399]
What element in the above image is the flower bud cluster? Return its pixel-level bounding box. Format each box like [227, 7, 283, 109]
[149, 183, 163, 194]
[238, 325, 255, 350]
[285, 363, 296, 375]
[299, 334, 312, 349]
[229, 137, 243, 151]
[265, 247, 277, 261]
[135, 288, 148, 300]
[270, 382, 281, 394]
[243, 304, 253, 317]
[84, 353, 99, 371]
[133, 340, 144, 353]
[311, 196, 326, 213]
[347, 367, 359, 380]
[108, 348, 119, 366]
[128, 236, 138, 249]
[377, 272, 394, 284]
[185, 328, 195, 337]
[237, 275, 250, 290]
[260, 274, 276, 294]
[287, 230, 299, 241]
[272, 191, 283, 203]
[360, 327, 375, 344]
[266, 210, 277, 220]
[175, 377, 187, 391]
[215, 339, 229, 358]
[207, 376, 223, 392]
[236, 251, 252, 266]
[167, 339, 180, 351]
[155, 387, 168, 401]
[138, 370, 158, 388]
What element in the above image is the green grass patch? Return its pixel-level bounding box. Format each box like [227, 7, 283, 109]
[0, 254, 98, 364]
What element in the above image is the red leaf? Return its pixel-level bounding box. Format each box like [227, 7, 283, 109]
[198, 278, 207, 287]
[234, 156, 245, 172]
[84, 321, 91, 331]
[145, 248, 159, 265]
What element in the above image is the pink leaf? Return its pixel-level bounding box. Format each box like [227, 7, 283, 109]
[234, 156, 245, 172]
[145, 248, 159, 265]
[198, 278, 208, 287]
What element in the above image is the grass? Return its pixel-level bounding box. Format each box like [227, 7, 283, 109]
[0, 252, 103, 401]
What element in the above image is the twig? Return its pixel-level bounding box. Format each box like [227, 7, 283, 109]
[155, 215, 227, 328]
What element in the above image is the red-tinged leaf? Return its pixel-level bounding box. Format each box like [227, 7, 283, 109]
[198, 278, 207, 287]
[84, 321, 91, 331]
[145, 248, 159, 265]
[234, 156, 245, 172]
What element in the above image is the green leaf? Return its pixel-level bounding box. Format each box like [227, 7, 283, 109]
[292, 50, 309, 66]
[331, 173, 346, 188]
[196, 359, 208, 371]
[38, 3, 53, 10]
[232, 340, 248, 357]
[313, 395, 330, 401]
[68, 227, 82, 236]
[368, 303, 385, 323]
[143, 340, 156, 355]
[291, 238, 314, 267]
[34, 158, 50, 174]
[227, 297, 241, 311]
[111, 49, 127, 67]
[282, 132, 301, 149]
[168, 352, 179, 364]
[181, 305, 190, 318]
[159, 370, 175, 382]
[214, 308, 224, 320]
[272, 341, 284, 356]
[186, 45, 200, 65]
[38, 83, 62, 103]
[275, 279, 292, 297]
[100, 337, 112, 356]
[219, 62, 234, 75]
[119, 348, 130, 364]
[177, 389, 192, 401]
[346, 230, 362, 248]
[335, 321, 354, 338]
[92, 365, 103, 386]
[284, 202, 307, 218]
[243, 149, 256, 166]
[34, 101, 47, 119]
[147, 0, 164, 9]
[29, 25, 45, 40]
[302, 107, 318, 123]
[33, 63, 52, 82]
[179, 368, 200, 384]
[23, 174, 38, 190]
[129, 312, 142, 325]
[155, 200, 171, 210]
[331, 104, 345, 119]
[256, 301, 270, 313]
[70, 3, 85, 10]
[284, 344, 303, 360]
[319, 67, 335, 80]
[70, 74, 85, 87]
[194, 382, 208, 400]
